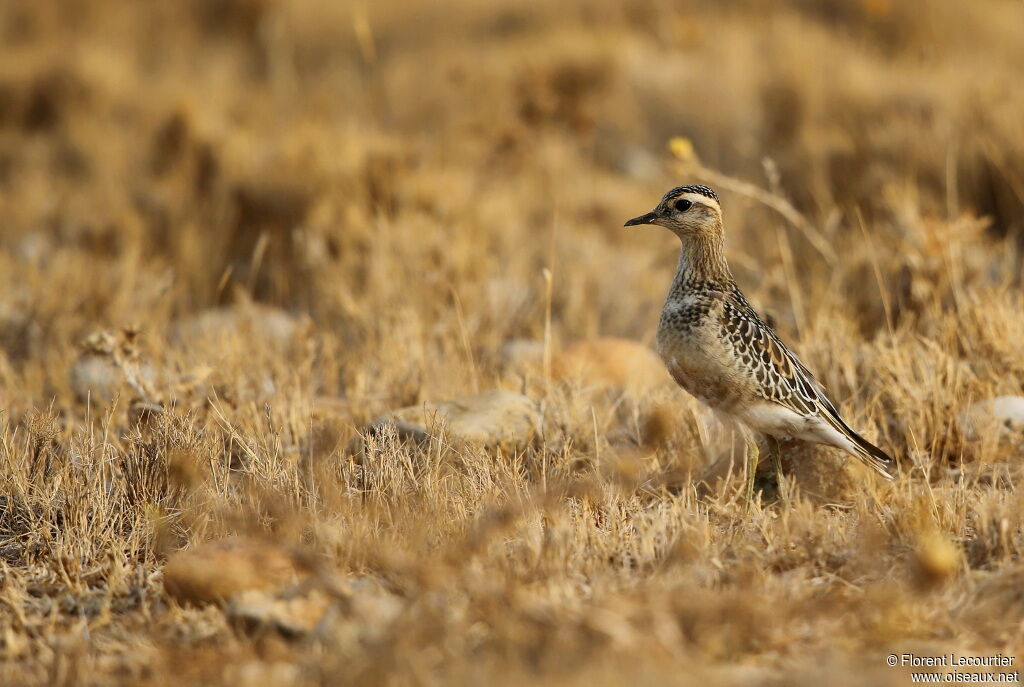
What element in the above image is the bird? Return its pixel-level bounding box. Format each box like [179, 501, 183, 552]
[624, 184, 895, 507]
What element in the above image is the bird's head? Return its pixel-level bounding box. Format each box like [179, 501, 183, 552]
[624, 185, 722, 238]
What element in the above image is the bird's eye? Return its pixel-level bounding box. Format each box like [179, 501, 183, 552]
[674, 199, 692, 212]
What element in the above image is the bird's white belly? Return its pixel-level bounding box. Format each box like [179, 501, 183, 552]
[737, 402, 859, 453]
[736, 403, 812, 436]
[662, 349, 736, 407]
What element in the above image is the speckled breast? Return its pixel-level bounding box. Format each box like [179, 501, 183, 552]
[656, 298, 744, 409]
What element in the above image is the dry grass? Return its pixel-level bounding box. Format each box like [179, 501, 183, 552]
[2, 0, 1024, 684]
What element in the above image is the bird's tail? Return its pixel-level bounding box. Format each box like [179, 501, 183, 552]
[846, 427, 896, 480]
[817, 402, 897, 480]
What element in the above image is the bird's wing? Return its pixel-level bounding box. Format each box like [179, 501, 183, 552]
[720, 290, 895, 478]
[720, 294, 825, 417]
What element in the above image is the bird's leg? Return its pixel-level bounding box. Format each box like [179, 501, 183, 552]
[767, 435, 787, 505]
[744, 435, 759, 512]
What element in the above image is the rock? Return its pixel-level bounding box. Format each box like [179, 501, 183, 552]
[370, 390, 539, 450]
[70, 329, 157, 404]
[554, 337, 667, 393]
[163, 537, 307, 606]
[226, 589, 332, 638]
[230, 577, 405, 642]
[168, 305, 302, 402]
[70, 355, 124, 403]
[499, 337, 669, 395]
[167, 538, 404, 643]
[227, 576, 404, 641]
[499, 338, 546, 375]
[347, 577, 404, 630]
[171, 304, 311, 348]
[959, 397, 1024, 441]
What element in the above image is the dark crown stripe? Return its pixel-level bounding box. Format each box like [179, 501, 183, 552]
[666, 184, 719, 202]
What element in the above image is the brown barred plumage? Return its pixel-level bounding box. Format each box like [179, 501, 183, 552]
[626, 186, 895, 485]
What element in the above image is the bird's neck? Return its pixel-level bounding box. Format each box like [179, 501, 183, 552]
[671, 233, 732, 291]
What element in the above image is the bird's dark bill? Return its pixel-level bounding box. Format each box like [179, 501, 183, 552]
[624, 211, 658, 227]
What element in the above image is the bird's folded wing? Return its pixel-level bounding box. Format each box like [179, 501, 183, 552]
[721, 297, 836, 419]
[721, 291, 896, 478]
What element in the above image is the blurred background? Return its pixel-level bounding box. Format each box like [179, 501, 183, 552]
[2, 0, 1022, 350]
[2, 1, 1024, 684]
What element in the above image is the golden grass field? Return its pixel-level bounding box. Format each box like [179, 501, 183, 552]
[2, 0, 1024, 684]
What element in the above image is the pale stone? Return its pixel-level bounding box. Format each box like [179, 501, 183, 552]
[960, 396, 1024, 441]
[371, 390, 539, 449]
[163, 537, 305, 606]
[554, 337, 667, 393]
[172, 304, 311, 347]
[226, 589, 332, 638]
